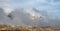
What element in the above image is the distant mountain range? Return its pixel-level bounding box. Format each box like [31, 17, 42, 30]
[0, 8, 60, 27]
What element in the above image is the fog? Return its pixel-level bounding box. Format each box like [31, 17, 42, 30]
[0, 7, 60, 27]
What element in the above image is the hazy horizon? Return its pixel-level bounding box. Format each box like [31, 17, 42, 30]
[0, 0, 60, 27]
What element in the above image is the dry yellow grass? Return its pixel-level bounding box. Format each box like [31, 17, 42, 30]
[0, 24, 60, 31]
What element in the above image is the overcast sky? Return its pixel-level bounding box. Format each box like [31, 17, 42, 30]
[0, 0, 60, 19]
[0, 0, 60, 26]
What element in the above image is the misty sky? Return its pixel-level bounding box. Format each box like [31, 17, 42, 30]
[0, 0, 60, 27]
[0, 0, 60, 18]
[0, 0, 60, 20]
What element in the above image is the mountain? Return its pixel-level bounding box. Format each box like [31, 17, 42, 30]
[0, 8, 60, 27]
[0, 8, 49, 27]
[8, 8, 49, 27]
[0, 8, 12, 25]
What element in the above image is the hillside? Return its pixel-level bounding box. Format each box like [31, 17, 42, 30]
[0, 24, 60, 31]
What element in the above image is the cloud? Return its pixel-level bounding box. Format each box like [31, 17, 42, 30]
[0, 0, 60, 26]
[4, 8, 13, 14]
[11, 0, 60, 20]
[0, 0, 9, 7]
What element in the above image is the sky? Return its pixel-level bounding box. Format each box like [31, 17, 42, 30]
[0, 0, 60, 26]
[0, 0, 60, 20]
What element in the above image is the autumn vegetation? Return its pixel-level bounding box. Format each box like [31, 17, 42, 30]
[0, 24, 60, 31]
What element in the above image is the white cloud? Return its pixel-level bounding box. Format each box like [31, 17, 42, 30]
[0, 0, 12, 14]
[36, 0, 47, 3]
[4, 8, 13, 15]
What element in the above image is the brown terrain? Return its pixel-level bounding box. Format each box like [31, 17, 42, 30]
[0, 24, 60, 31]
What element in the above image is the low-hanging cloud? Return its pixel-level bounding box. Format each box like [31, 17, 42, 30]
[0, 0, 60, 27]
